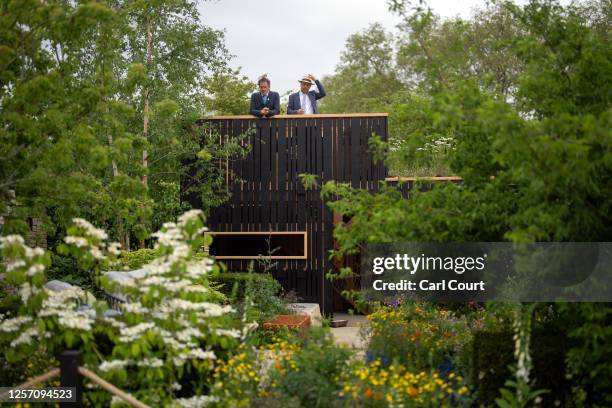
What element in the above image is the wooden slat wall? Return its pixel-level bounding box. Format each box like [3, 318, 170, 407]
[185, 115, 388, 313]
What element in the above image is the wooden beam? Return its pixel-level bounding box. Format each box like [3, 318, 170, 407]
[199, 113, 389, 121]
[385, 176, 463, 182]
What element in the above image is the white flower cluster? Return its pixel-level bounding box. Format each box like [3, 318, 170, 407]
[174, 395, 218, 408]
[0, 316, 32, 333]
[138, 357, 164, 368]
[100, 359, 131, 372]
[0, 234, 25, 246]
[122, 302, 149, 314]
[38, 287, 95, 331]
[1, 235, 45, 260]
[11, 326, 40, 347]
[100, 357, 166, 372]
[104, 209, 243, 374]
[19, 282, 38, 303]
[64, 236, 89, 248]
[107, 242, 122, 256]
[6, 259, 26, 272]
[0, 286, 95, 345]
[416, 136, 455, 152]
[58, 313, 93, 331]
[176, 327, 203, 343]
[2, 210, 250, 407]
[64, 217, 122, 263]
[512, 307, 533, 387]
[72, 218, 108, 241]
[118, 322, 156, 343]
[214, 328, 241, 339]
[1, 235, 46, 280]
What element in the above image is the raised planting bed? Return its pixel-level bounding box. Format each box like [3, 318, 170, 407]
[263, 314, 311, 331]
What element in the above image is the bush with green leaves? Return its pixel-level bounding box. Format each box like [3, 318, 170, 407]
[0, 210, 254, 406]
[211, 327, 352, 408]
[322, 3, 611, 402]
[210, 272, 286, 322]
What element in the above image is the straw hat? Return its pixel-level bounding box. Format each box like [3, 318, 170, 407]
[298, 75, 315, 85]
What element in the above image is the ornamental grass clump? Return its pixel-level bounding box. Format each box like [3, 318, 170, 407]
[0, 210, 253, 407]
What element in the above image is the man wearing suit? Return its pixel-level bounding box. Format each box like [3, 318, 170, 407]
[287, 74, 326, 114]
[250, 76, 280, 117]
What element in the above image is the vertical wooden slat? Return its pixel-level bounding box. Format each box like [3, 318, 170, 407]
[261, 120, 271, 230]
[350, 117, 360, 188]
[231, 119, 242, 231]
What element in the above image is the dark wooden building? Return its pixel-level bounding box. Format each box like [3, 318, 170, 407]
[182, 114, 388, 313]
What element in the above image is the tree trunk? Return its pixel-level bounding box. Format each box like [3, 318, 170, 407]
[102, 52, 125, 250]
[140, 15, 153, 249]
[108, 130, 126, 249]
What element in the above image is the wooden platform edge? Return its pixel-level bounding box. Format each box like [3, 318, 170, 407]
[385, 176, 463, 182]
[198, 113, 389, 120]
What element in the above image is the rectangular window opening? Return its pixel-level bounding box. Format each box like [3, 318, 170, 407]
[206, 231, 307, 260]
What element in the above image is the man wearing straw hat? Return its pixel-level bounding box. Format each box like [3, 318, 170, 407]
[287, 74, 326, 114]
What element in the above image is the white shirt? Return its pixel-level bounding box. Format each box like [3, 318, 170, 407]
[300, 91, 314, 114]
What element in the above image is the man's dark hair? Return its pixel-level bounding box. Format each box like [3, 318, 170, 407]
[258, 77, 270, 86]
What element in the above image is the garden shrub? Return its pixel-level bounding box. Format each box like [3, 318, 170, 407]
[117, 248, 162, 270]
[471, 322, 571, 407]
[0, 210, 254, 406]
[557, 303, 612, 407]
[268, 327, 352, 407]
[46, 253, 94, 291]
[211, 272, 285, 322]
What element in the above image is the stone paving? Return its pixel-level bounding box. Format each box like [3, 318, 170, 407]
[330, 313, 370, 355]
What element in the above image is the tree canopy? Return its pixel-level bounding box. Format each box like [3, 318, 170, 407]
[0, 0, 250, 249]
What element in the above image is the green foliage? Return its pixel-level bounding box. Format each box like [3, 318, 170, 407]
[0, 0, 242, 251]
[322, 2, 611, 405]
[268, 328, 353, 408]
[319, 23, 404, 114]
[117, 248, 162, 270]
[0, 211, 250, 406]
[557, 303, 612, 406]
[47, 254, 93, 291]
[202, 68, 256, 115]
[211, 272, 286, 322]
[180, 122, 252, 216]
[298, 173, 319, 191]
[495, 380, 549, 408]
[473, 322, 569, 407]
[323, 0, 611, 255]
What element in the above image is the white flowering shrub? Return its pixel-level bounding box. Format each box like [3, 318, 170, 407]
[0, 210, 252, 407]
[0, 231, 107, 389]
[0, 233, 104, 357]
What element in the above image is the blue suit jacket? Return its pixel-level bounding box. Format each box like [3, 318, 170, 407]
[250, 91, 280, 117]
[287, 80, 326, 114]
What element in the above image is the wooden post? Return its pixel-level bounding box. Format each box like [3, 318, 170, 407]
[59, 350, 82, 407]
